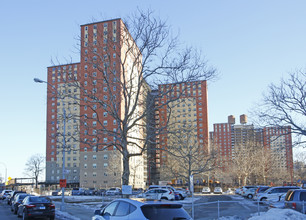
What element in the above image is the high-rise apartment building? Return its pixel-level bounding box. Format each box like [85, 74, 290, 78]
[263, 126, 293, 180]
[46, 19, 147, 189]
[154, 81, 209, 182]
[210, 115, 293, 183]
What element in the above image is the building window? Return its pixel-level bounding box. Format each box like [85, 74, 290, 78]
[104, 154, 108, 159]
[84, 164, 87, 168]
[93, 164, 97, 169]
[93, 155, 97, 160]
[104, 163, 108, 167]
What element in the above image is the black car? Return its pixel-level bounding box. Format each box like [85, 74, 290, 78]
[11, 193, 29, 214]
[8, 190, 26, 205]
[17, 196, 55, 220]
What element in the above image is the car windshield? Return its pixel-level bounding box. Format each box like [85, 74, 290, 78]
[258, 187, 269, 193]
[29, 197, 51, 203]
[141, 204, 190, 220]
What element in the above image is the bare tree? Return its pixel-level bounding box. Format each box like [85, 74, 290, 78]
[253, 71, 306, 146]
[232, 141, 259, 186]
[160, 126, 217, 191]
[60, 9, 217, 187]
[24, 154, 44, 188]
[293, 151, 306, 182]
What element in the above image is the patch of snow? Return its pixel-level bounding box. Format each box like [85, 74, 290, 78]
[249, 208, 306, 220]
[56, 210, 81, 220]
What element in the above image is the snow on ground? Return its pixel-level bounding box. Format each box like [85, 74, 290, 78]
[56, 209, 81, 220]
[249, 208, 306, 220]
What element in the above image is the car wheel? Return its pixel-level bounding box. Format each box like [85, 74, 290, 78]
[180, 195, 184, 200]
[260, 197, 267, 202]
[247, 194, 253, 199]
[161, 197, 168, 200]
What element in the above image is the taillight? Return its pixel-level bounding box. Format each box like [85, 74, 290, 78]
[169, 191, 172, 194]
[292, 202, 296, 209]
[49, 204, 55, 209]
[26, 205, 36, 208]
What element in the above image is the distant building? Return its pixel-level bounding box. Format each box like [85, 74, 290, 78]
[210, 115, 293, 182]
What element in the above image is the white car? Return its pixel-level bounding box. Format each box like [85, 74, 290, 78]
[92, 198, 192, 220]
[106, 188, 121, 196]
[148, 185, 187, 200]
[0, 190, 12, 200]
[202, 187, 211, 194]
[138, 188, 175, 200]
[225, 188, 234, 194]
[213, 187, 223, 194]
[241, 187, 257, 199]
[256, 186, 301, 202]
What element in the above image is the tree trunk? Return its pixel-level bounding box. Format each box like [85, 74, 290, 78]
[122, 149, 130, 186]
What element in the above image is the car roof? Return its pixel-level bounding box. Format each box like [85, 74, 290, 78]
[113, 198, 182, 206]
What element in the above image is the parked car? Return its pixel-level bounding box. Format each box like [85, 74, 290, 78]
[268, 193, 286, 209]
[253, 186, 270, 200]
[239, 186, 257, 196]
[284, 189, 306, 214]
[256, 186, 301, 202]
[96, 189, 106, 196]
[8, 190, 26, 205]
[138, 188, 175, 200]
[85, 188, 96, 195]
[71, 188, 81, 196]
[241, 187, 257, 199]
[214, 187, 223, 194]
[11, 193, 29, 214]
[225, 188, 234, 194]
[202, 187, 211, 194]
[0, 190, 12, 200]
[17, 196, 55, 220]
[92, 198, 192, 220]
[235, 187, 242, 195]
[106, 187, 121, 196]
[176, 187, 190, 196]
[148, 185, 187, 200]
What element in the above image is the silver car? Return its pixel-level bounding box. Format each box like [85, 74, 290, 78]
[284, 189, 306, 214]
[92, 198, 192, 220]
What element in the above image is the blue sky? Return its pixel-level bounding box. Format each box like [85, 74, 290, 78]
[1, 0, 306, 180]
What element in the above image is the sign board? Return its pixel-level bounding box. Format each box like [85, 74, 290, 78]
[59, 179, 66, 188]
[122, 185, 132, 195]
[190, 175, 194, 193]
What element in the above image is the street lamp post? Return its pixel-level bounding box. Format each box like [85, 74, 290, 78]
[0, 162, 7, 186]
[34, 78, 66, 211]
